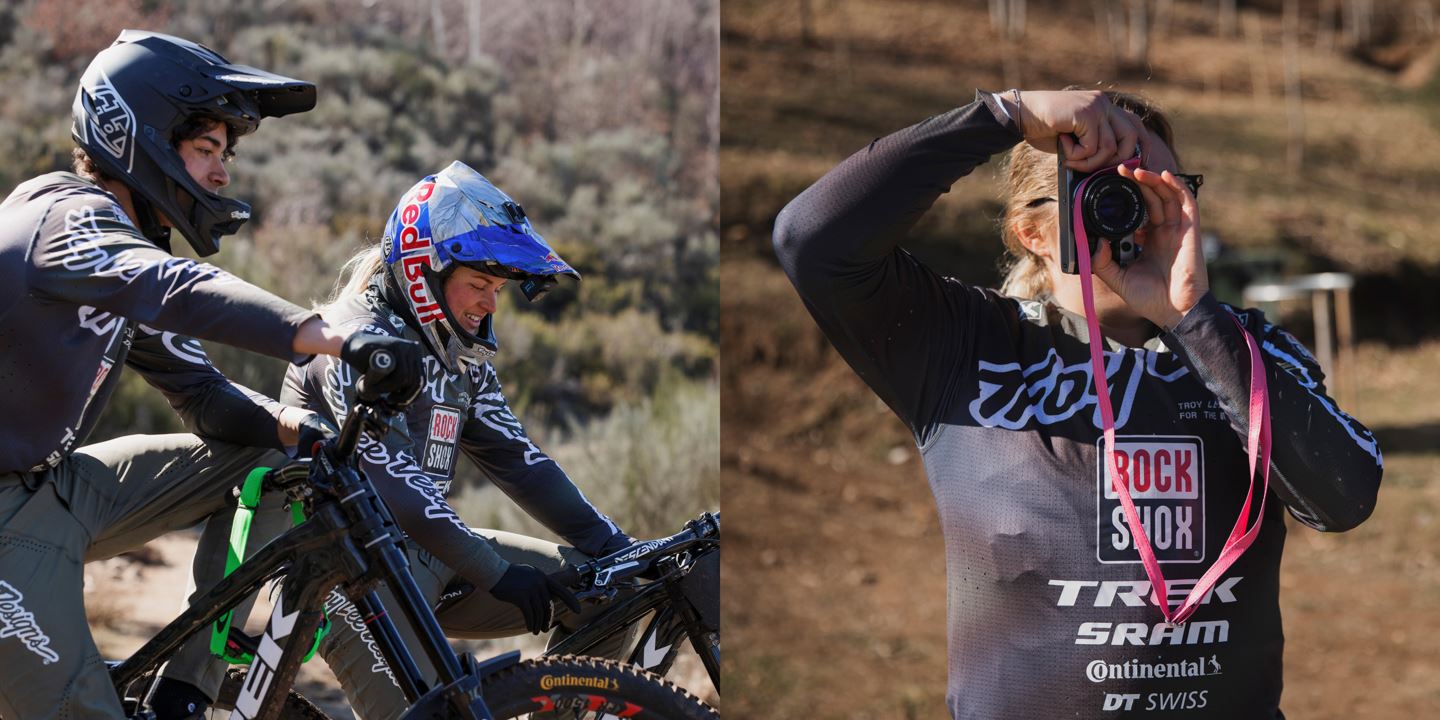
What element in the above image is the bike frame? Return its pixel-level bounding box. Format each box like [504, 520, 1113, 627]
[110, 402, 510, 720]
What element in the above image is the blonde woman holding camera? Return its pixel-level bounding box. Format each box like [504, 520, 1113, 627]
[774, 88, 1381, 719]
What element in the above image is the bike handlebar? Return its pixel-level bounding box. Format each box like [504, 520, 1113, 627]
[548, 511, 720, 595]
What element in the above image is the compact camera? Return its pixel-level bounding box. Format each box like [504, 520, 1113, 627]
[1057, 145, 1147, 274]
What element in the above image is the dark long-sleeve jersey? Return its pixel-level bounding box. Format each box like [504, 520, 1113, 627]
[282, 280, 626, 591]
[0, 172, 316, 474]
[773, 94, 1383, 719]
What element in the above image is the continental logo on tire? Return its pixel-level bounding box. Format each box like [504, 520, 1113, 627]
[538, 674, 620, 692]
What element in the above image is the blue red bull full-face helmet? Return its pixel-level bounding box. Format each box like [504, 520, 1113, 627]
[381, 161, 580, 372]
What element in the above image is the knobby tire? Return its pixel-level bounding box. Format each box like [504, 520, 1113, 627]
[212, 655, 717, 719]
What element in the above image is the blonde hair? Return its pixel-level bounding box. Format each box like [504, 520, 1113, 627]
[321, 245, 386, 310]
[998, 90, 1179, 299]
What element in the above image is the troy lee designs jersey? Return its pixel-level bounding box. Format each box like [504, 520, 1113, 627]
[774, 95, 1382, 719]
[282, 280, 624, 589]
[0, 172, 314, 474]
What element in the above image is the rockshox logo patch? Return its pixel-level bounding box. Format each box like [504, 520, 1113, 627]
[422, 405, 461, 476]
[1096, 435, 1205, 564]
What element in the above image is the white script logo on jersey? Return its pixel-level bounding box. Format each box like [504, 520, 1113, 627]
[0, 581, 59, 665]
[970, 347, 1189, 432]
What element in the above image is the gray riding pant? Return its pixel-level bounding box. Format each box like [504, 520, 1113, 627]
[0, 434, 282, 720]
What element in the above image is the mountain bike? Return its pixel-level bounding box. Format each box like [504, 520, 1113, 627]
[106, 390, 716, 720]
[209, 512, 722, 717]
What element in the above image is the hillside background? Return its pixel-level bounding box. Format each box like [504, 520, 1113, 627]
[0, 0, 718, 711]
[722, 0, 1440, 717]
[0, 0, 719, 535]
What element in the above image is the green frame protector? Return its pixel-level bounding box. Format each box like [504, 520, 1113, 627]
[210, 466, 331, 664]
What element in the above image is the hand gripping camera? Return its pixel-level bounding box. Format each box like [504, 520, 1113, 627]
[1057, 145, 1147, 274]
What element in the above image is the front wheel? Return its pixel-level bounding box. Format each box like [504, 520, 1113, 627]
[212, 656, 716, 719]
[481, 655, 717, 719]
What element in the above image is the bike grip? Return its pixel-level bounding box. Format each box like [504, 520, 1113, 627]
[549, 565, 582, 588]
[354, 375, 380, 403]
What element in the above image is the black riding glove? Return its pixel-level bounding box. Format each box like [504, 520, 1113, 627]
[340, 332, 425, 406]
[489, 564, 582, 634]
[296, 412, 338, 458]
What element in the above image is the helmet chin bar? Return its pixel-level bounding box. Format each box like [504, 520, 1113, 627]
[151, 144, 250, 257]
[127, 192, 173, 253]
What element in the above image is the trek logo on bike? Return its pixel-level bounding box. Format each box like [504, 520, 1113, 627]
[234, 590, 303, 719]
[421, 405, 461, 476]
[1096, 435, 1205, 564]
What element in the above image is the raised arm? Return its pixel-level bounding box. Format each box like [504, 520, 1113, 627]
[28, 192, 314, 362]
[772, 93, 1023, 435]
[1165, 298, 1383, 531]
[1105, 141, 1382, 532]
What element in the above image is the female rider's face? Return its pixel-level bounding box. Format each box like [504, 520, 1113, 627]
[444, 265, 506, 334]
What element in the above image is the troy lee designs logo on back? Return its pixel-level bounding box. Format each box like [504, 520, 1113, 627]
[1097, 435, 1206, 564]
[394, 180, 443, 325]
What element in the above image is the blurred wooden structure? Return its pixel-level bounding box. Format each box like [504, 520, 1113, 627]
[1242, 273, 1356, 408]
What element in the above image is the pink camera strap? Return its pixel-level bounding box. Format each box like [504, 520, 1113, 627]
[1072, 169, 1271, 625]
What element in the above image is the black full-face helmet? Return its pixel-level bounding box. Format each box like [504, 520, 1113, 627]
[70, 30, 316, 256]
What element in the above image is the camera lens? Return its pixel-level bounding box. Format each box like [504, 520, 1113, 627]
[1081, 174, 1146, 238]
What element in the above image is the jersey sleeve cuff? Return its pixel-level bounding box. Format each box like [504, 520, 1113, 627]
[1160, 291, 1253, 399]
[974, 88, 1024, 140]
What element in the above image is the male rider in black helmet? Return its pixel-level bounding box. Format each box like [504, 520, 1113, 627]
[0, 30, 424, 719]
